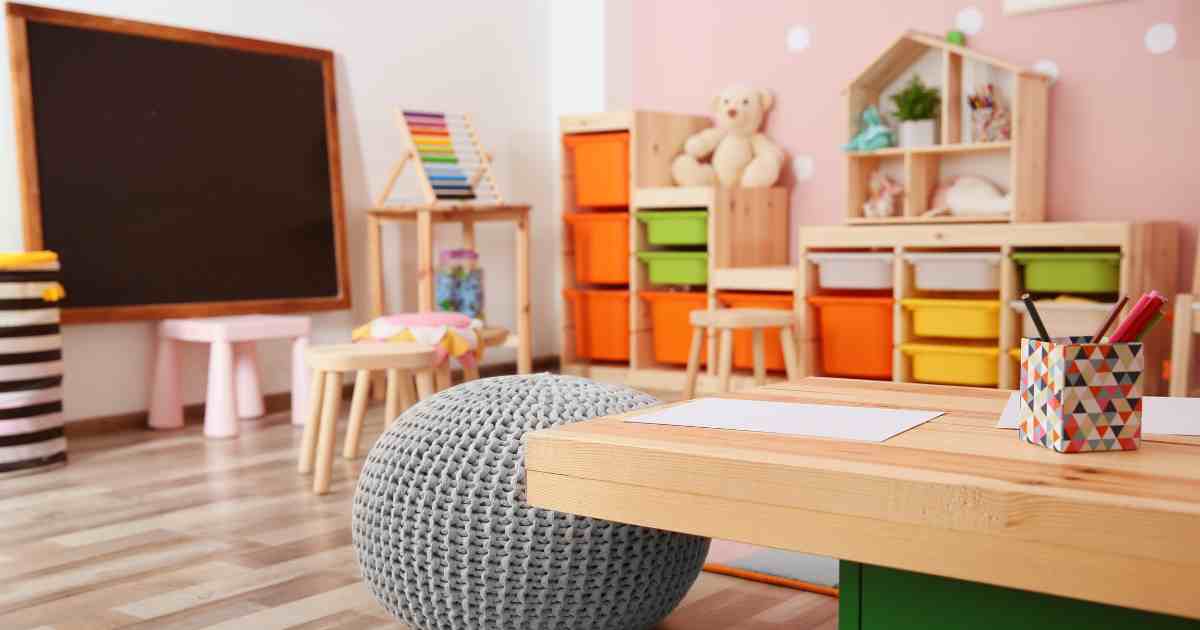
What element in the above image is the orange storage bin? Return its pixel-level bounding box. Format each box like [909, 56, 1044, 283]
[563, 132, 630, 207]
[808, 295, 894, 379]
[716, 291, 794, 372]
[639, 291, 708, 365]
[564, 289, 629, 361]
[564, 212, 629, 285]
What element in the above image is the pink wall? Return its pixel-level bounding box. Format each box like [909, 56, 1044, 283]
[629, 0, 1198, 288]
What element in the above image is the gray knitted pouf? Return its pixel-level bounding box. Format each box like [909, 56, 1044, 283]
[352, 374, 710, 630]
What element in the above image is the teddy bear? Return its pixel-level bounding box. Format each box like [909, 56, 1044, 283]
[671, 85, 785, 188]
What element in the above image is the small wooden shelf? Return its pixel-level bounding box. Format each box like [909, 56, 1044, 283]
[844, 31, 1048, 225]
[847, 141, 1012, 158]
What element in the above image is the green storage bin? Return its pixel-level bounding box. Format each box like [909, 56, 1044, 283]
[1011, 252, 1121, 294]
[635, 210, 708, 245]
[637, 251, 708, 285]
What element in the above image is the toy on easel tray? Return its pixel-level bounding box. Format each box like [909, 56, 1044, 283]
[968, 84, 1011, 142]
[435, 248, 484, 319]
[843, 105, 895, 152]
[863, 170, 903, 218]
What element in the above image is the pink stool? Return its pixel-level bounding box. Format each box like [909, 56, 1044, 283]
[149, 315, 311, 438]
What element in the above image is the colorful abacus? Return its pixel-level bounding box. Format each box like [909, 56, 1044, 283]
[395, 110, 501, 205]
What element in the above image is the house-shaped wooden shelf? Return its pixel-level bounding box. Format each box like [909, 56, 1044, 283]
[845, 31, 1050, 225]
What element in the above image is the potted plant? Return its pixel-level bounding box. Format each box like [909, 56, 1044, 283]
[890, 75, 941, 148]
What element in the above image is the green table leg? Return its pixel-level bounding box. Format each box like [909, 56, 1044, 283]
[839, 561, 1198, 630]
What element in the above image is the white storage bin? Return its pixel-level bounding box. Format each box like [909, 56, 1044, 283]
[807, 253, 894, 290]
[904, 252, 1002, 292]
[1008, 300, 1116, 339]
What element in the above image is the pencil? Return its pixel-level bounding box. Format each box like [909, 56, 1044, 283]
[1090, 296, 1129, 342]
[1134, 309, 1165, 342]
[1021, 293, 1050, 341]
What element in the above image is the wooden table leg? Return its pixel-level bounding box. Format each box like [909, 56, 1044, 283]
[368, 215, 387, 401]
[384, 368, 401, 424]
[780, 326, 800, 382]
[417, 209, 434, 312]
[415, 369, 435, 400]
[367, 214, 385, 319]
[683, 327, 704, 399]
[298, 370, 325, 474]
[343, 370, 371, 460]
[516, 210, 532, 374]
[314, 374, 342, 494]
[435, 363, 452, 392]
[396, 369, 416, 417]
[718, 329, 734, 393]
[751, 329, 767, 386]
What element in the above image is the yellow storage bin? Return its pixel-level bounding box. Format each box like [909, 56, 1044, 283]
[901, 343, 999, 386]
[901, 298, 1000, 340]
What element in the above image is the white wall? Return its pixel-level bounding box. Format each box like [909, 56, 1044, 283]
[603, 0, 634, 110]
[0, 0, 557, 421]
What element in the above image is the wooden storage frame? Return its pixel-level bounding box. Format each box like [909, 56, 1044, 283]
[845, 31, 1049, 225]
[559, 111, 795, 393]
[797, 222, 1180, 395]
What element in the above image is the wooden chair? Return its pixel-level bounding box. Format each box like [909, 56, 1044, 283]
[683, 309, 799, 399]
[299, 342, 437, 495]
[1170, 257, 1200, 397]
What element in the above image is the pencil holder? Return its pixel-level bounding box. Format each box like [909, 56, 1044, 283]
[1018, 336, 1142, 453]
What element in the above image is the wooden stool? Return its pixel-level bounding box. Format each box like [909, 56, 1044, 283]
[683, 309, 799, 399]
[299, 342, 436, 495]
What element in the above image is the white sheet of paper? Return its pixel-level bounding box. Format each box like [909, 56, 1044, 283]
[626, 398, 944, 443]
[995, 391, 1200, 436]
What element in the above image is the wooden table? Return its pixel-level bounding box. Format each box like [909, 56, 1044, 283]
[526, 378, 1200, 627]
[365, 204, 532, 375]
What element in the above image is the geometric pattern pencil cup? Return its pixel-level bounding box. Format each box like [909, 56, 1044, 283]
[1019, 336, 1142, 453]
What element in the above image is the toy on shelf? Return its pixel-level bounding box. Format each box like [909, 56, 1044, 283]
[969, 83, 1012, 142]
[926, 175, 1012, 218]
[435, 249, 484, 318]
[863, 170, 904, 218]
[671, 84, 785, 187]
[843, 105, 895, 152]
[376, 110, 501, 207]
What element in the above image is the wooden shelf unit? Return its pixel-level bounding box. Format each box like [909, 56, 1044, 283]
[845, 31, 1049, 224]
[796, 222, 1180, 395]
[559, 112, 795, 392]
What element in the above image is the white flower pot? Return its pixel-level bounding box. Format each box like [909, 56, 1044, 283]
[898, 119, 936, 148]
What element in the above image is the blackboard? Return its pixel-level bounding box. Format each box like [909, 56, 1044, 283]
[8, 4, 350, 323]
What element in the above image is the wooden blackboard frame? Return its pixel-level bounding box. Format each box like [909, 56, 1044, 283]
[6, 3, 351, 324]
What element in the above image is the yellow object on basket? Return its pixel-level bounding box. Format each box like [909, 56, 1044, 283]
[901, 298, 1000, 339]
[902, 343, 999, 386]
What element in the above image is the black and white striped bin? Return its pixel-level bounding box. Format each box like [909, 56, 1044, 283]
[0, 251, 66, 478]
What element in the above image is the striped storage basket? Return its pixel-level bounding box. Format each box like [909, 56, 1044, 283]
[0, 251, 66, 478]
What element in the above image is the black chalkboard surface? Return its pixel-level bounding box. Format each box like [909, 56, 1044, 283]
[8, 4, 349, 323]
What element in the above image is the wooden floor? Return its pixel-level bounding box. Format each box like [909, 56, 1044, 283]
[0, 401, 837, 629]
